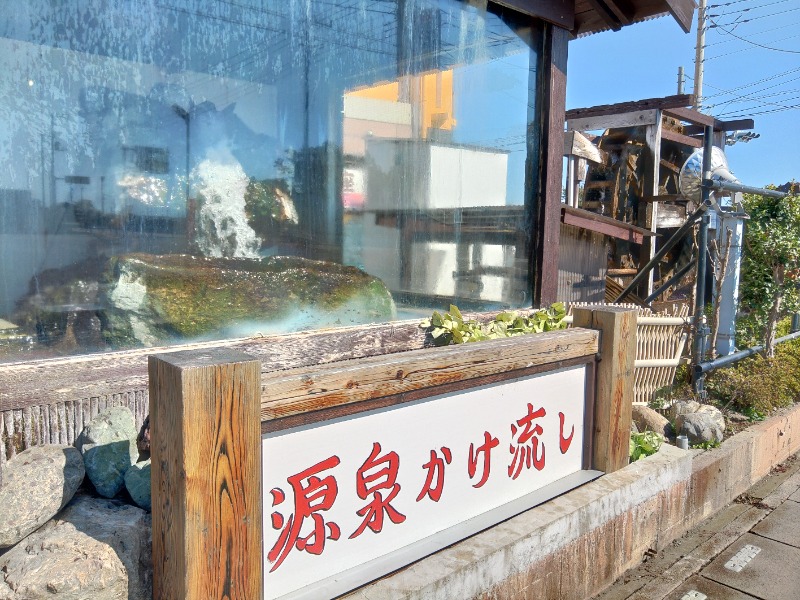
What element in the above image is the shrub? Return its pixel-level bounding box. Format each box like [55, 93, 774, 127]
[706, 333, 800, 414]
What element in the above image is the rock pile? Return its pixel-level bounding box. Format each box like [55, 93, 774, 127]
[0, 406, 153, 598]
[671, 399, 726, 446]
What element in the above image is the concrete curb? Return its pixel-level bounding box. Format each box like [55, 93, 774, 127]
[346, 403, 800, 600]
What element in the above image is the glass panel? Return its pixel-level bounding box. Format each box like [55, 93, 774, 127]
[0, 0, 542, 362]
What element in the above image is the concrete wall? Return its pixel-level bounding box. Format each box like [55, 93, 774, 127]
[345, 403, 800, 600]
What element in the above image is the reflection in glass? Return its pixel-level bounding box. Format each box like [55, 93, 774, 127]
[0, 0, 542, 362]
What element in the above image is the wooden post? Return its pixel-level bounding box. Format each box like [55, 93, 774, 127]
[638, 117, 663, 298]
[572, 306, 637, 472]
[150, 349, 262, 600]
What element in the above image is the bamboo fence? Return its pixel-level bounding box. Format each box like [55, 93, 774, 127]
[568, 303, 691, 406]
[0, 390, 148, 469]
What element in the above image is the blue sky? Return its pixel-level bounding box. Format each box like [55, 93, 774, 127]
[566, 3, 799, 188]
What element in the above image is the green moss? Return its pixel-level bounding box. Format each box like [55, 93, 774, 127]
[102, 253, 395, 345]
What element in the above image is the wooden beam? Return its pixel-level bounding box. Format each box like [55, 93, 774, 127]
[582, 0, 623, 30]
[663, 0, 695, 33]
[150, 349, 262, 600]
[564, 130, 607, 163]
[492, 0, 574, 30]
[572, 306, 637, 473]
[683, 118, 756, 135]
[260, 328, 599, 423]
[567, 109, 659, 132]
[663, 107, 715, 127]
[532, 23, 569, 307]
[655, 203, 688, 229]
[561, 206, 655, 244]
[640, 194, 685, 203]
[661, 128, 703, 148]
[603, 0, 636, 25]
[639, 119, 663, 297]
[565, 94, 693, 121]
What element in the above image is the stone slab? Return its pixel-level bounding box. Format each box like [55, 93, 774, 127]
[788, 488, 800, 503]
[665, 575, 757, 600]
[751, 500, 800, 548]
[703, 533, 800, 600]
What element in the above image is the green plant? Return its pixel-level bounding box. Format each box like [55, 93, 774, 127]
[741, 406, 766, 422]
[420, 303, 567, 346]
[629, 431, 663, 462]
[739, 191, 800, 357]
[691, 439, 721, 450]
[705, 333, 800, 415]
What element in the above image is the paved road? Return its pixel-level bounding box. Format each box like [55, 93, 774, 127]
[594, 451, 800, 600]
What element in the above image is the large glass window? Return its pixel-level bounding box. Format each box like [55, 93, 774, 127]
[0, 0, 543, 362]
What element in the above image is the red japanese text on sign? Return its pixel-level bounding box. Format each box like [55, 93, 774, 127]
[350, 442, 406, 539]
[267, 455, 342, 572]
[416, 447, 452, 502]
[508, 403, 546, 479]
[468, 431, 500, 488]
[559, 412, 575, 454]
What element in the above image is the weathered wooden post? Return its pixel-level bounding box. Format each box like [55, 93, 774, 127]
[149, 349, 262, 600]
[572, 306, 637, 472]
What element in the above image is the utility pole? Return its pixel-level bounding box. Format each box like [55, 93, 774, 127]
[693, 0, 706, 110]
[677, 66, 685, 95]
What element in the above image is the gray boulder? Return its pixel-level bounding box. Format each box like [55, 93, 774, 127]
[676, 412, 725, 446]
[670, 400, 725, 444]
[75, 406, 138, 498]
[0, 494, 152, 600]
[0, 445, 84, 549]
[632, 405, 674, 439]
[125, 459, 151, 511]
[669, 399, 702, 422]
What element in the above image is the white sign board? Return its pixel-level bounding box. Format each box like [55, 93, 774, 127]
[262, 364, 593, 599]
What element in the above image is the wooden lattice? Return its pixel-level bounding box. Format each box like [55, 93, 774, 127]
[568, 303, 690, 405]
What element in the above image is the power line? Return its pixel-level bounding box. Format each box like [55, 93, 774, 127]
[708, 0, 773, 7]
[707, 32, 800, 60]
[717, 103, 800, 118]
[708, 17, 800, 53]
[704, 21, 799, 48]
[701, 66, 800, 99]
[708, 0, 790, 20]
[708, 6, 800, 28]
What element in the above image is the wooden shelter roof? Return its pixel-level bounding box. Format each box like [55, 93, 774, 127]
[573, 0, 695, 36]
[495, 0, 695, 37]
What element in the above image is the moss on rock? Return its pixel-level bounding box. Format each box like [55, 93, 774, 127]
[101, 253, 395, 347]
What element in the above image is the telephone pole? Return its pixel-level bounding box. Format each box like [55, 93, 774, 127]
[693, 0, 707, 110]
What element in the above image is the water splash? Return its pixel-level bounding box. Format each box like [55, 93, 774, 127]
[192, 146, 262, 259]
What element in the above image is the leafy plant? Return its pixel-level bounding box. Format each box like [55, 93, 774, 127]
[741, 406, 766, 422]
[691, 439, 721, 450]
[705, 331, 800, 415]
[739, 190, 800, 357]
[420, 303, 568, 346]
[629, 431, 663, 462]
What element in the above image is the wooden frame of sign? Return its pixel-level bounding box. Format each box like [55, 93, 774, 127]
[149, 305, 636, 600]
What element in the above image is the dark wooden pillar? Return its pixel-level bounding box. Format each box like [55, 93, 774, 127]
[531, 23, 569, 307]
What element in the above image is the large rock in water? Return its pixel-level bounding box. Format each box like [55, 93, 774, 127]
[0, 495, 151, 600]
[0, 445, 85, 549]
[76, 407, 138, 498]
[103, 253, 396, 347]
